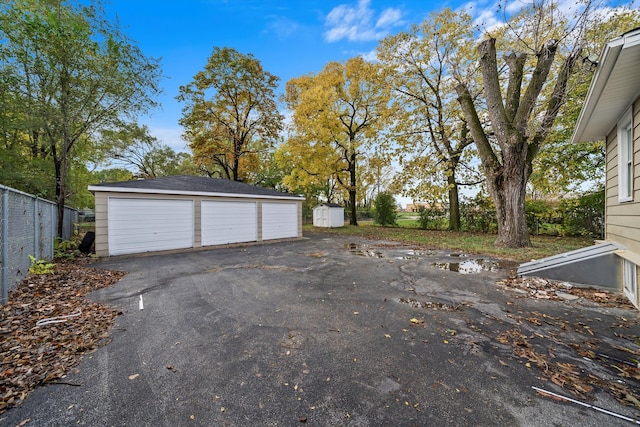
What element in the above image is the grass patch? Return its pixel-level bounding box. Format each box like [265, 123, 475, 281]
[304, 223, 594, 263]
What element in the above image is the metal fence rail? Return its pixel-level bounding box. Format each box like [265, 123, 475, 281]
[0, 184, 77, 304]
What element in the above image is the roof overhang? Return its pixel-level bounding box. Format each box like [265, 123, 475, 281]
[87, 185, 305, 201]
[571, 29, 640, 143]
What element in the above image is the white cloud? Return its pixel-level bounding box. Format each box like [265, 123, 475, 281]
[376, 8, 402, 29]
[148, 126, 189, 153]
[360, 49, 379, 62]
[324, 0, 403, 43]
[264, 15, 299, 40]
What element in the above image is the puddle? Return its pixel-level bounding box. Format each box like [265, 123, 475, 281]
[431, 259, 501, 274]
[449, 253, 469, 258]
[394, 249, 435, 260]
[396, 297, 458, 311]
[345, 243, 383, 258]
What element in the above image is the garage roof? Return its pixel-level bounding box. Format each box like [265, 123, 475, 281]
[571, 27, 640, 143]
[89, 175, 304, 201]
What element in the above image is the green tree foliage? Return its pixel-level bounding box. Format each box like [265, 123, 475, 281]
[283, 57, 394, 225]
[373, 192, 397, 227]
[99, 123, 194, 178]
[177, 47, 282, 183]
[0, 0, 161, 235]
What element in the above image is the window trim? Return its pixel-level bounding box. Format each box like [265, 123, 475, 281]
[618, 107, 634, 202]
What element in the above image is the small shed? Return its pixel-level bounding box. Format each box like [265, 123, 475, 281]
[88, 175, 304, 257]
[313, 203, 344, 228]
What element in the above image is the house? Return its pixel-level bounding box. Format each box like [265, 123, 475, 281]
[519, 28, 640, 308]
[313, 203, 344, 228]
[405, 202, 444, 213]
[88, 175, 304, 257]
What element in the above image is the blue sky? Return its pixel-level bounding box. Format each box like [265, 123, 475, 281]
[104, 0, 471, 151]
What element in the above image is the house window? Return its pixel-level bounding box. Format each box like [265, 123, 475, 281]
[618, 108, 634, 202]
[623, 259, 637, 300]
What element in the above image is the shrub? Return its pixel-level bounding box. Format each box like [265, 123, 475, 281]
[373, 193, 397, 227]
[416, 205, 447, 230]
[54, 237, 81, 259]
[460, 193, 496, 233]
[560, 190, 604, 238]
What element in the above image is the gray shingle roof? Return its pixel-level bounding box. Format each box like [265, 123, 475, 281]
[89, 175, 303, 199]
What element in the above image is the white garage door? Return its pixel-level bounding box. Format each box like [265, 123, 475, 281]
[262, 202, 298, 240]
[108, 198, 194, 256]
[201, 201, 257, 246]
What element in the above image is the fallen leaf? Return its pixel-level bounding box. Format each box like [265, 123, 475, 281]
[384, 334, 391, 338]
[128, 374, 139, 380]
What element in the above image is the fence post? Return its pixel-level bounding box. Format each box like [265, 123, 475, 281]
[1, 187, 9, 304]
[34, 197, 40, 260]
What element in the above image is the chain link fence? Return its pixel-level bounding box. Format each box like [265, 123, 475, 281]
[1, 184, 77, 304]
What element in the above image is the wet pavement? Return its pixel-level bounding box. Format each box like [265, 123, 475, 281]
[2, 233, 639, 426]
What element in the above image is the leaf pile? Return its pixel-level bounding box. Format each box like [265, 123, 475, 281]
[0, 259, 125, 414]
[498, 275, 635, 309]
[496, 309, 640, 410]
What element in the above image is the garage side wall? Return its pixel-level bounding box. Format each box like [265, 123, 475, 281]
[94, 191, 109, 257]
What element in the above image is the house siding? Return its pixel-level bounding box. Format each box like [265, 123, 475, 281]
[606, 99, 640, 256]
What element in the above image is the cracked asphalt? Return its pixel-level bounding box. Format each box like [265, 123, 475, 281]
[2, 232, 639, 426]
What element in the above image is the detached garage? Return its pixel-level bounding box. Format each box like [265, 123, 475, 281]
[89, 175, 304, 257]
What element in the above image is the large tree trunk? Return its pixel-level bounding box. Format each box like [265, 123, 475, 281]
[54, 157, 64, 238]
[348, 152, 358, 226]
[486, 143, 531, 247]
[455, 82, 532, 247]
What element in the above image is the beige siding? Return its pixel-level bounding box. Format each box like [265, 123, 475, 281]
[194, 199, 201, 247]
[297, 201, 303, 237]
[606, 99, 640, 256]
[94, 192, 109, 257]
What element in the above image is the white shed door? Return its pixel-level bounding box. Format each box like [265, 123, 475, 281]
[108, 198, 194, 256]
[262, 202, 298, 240]
[201, 201, 257, 246]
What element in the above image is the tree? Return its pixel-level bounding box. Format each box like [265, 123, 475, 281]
[454, 0, 596, 247]
[284, 57, 393, 225]
[99, 123, 193, 178]
[373, 192, 397, 227]
[0, 0, 161, 236]
[360, 152, 394, 209]
[177, 47, 282, 182]
[378, 8, 481, 231]
[529, 8, 640, 196]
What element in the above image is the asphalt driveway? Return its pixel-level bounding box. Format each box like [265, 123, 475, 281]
[2, 233, 639, 426]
